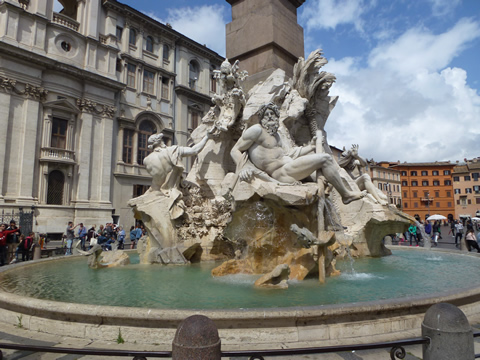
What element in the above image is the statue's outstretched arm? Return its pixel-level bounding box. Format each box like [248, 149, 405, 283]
[182, 129, 213, 157]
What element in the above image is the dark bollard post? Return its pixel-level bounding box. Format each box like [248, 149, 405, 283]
[422, 303, 474, 360]
[172, 315, 221, 360]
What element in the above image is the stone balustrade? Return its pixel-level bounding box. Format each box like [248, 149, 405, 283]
[40, 147, 75, 162]
[52, 13, 80, 31]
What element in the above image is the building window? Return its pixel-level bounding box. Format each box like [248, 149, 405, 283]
[474, 186, 480, 194]
[51, 118, 68, 149]
[410, 171, 417, 176]
[161, 77, 170, 100]
[465, 175, 471, 181]
[146, 36, 154, 52]
[453, 176, 460, 181]
[401, 171, 407, 176]
[446, 191, 451, 197]
[122, 129, 134, 164]
[435, 191, 440, 198]
[468, 199, 472, 204]
[143, 69, 155, 94]
[432, 171, 439, 176]
[411, 181, 418, 186]
[455, 189, 461, 194]
[189, 110, 202, 131]
[421, 171, 428, 176]
[47, 170, 65, 205]
[137, 121, 157, 165]
[129, 28, 136, 45]
[403, 191, 407, 198]
[402, 181, 407, 186]
[422, 180, 429, 186]
[444, 170, 451, 175]
[163, 44, 169, 61]
[444, 180, 452, 185]
[476, 198, 480, 204]
[413, 192, 417, 198]
[378, 183, 383, 190]
[433, 180, 440, 186]
[404, 202, 408, 208]
[447, 202, 452, 207]
[460, 196, 467, 206]
[466, 188, 472, 194]
[436, 202, 440, 208]
[127, 64, 136, 88]
[414, 202, 418, 208]
[116, 26, 123, 41]
[133, 184, 149, 198]
[189, 60, 199, 90]
[473, 173, 479, 181]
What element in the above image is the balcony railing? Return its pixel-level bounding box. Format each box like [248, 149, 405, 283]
[53, 12, 80, 31]
[40, 147, 75, 162]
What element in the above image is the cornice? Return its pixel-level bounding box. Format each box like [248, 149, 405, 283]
[119, 53, 176, 78]
[0, 42, 125, 91]
[174, 85, 212, 105]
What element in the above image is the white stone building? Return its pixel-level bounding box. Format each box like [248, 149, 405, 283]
[0, 0, 223, 237]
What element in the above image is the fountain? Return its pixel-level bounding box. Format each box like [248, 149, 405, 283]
[1, 51, 480, 348]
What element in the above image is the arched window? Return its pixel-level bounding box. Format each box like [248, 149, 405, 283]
[146, 36, 154, 52]
[129, 28, 137, 45]
[137, 121, 157, 165]
[47, 170, 65, 205]
[189, 60, 199, 90]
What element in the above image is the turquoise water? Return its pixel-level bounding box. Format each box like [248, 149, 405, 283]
[1, 250, 479, 310]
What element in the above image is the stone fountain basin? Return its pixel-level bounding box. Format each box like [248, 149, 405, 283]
[1, 248, 480, 349]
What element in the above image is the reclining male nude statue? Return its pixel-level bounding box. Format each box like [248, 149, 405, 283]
[230, 103, 366, 205]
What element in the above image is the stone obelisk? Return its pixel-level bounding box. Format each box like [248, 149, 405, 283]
[226, 0, 305, 90]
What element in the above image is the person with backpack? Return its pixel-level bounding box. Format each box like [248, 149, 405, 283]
[21, 233, 34, 261]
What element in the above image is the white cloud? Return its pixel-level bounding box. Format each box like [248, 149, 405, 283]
[146, 5, 227, 56]
[369, 18, 480, 75]
[300, 0, 369, 32]
[323, 19, 480, 162]
[428, 0, 462, 16]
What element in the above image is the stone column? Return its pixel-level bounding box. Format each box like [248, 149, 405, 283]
[0, 92, 11, 200]
[73, 111, 93, 204]
[422, 303, 474, 360]
[17, 98, 40, 203]
[100, 116, 113, 205]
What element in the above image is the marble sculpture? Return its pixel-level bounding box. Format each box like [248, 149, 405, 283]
[129, 50, 410, 287]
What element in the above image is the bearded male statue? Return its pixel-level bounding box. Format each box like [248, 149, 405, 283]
[230, 103, 366, 204]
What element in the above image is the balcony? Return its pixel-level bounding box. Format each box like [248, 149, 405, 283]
[53, 12, 80, 32]
[40, 148, 75, 164]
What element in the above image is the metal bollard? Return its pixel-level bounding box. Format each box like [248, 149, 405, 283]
[172, 315, 221, 360]
[422, 303, 474, 360]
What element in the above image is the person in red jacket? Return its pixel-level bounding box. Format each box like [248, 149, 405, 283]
[0, 223, 20, 266]
[21, 232, 34, 261]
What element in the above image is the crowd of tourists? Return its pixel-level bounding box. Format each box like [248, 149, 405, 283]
[0, 220, 43, 266]
[396, 217, 480, 252]
[64, 221, 145, 255]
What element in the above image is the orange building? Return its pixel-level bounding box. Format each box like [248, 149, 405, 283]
[388, 162, 455, 220]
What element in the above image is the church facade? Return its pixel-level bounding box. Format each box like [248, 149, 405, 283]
[0, 0, 223, 236]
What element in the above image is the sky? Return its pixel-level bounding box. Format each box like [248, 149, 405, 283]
[56, 0, 480, 163]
